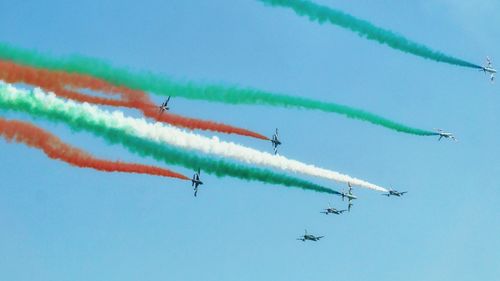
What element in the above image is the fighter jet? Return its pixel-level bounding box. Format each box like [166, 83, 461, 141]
[158, 96, 171, 114]
[270, 128, 282, 155]
[296, 230, 324, 242]
[382, 189, 408, 197]
[321, 203, 347, 215]
[340, 182, 357, 212]
[435, 129, 457, 141]
[191, 168, 203, 197]
[481, 57, 496, 82]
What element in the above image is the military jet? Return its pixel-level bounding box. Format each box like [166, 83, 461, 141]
[340, 182, 357, 212]
[481, 57, 496, 82]
[191, 168, 203, 197]
[382, 189, 408, 197]
[158, 96, 171, 114]
[321, 203, 347, 215]
[270, 128, 282, 155]
[296, 230, 324, 242]
[435, 129, 457, 141]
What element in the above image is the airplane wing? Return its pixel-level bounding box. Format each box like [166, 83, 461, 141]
[166, 96, 171, 103]
[316, 236, 324, 240]
[438, 135, 443, 141]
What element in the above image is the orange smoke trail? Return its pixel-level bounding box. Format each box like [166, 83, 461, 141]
[0, 118, 190, 180]
[0, 60, 269, 140]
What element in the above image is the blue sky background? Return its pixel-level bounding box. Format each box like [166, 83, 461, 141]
[0, 1, 499, 280]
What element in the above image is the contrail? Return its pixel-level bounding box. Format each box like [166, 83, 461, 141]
[257, 0, 481, 69]
[0, 83, 340, 195]
[0, 118, 190, 180]
[0, 60, 269, 140]
[0, 82, 387, 192]
[0, 43, 437, 136]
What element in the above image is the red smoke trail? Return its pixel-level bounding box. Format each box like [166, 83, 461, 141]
[0, 61, 130, 107]
[0, 60, 269, 140]
[0, 118, 190, 180]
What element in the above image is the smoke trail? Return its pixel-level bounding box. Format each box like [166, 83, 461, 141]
[258, 0, 481, 69]
[0, 82, 387, 192]
[0, 118, 189, 180]
[0, 83, 340, 195]
[0, 43, 437, 136]
[0, 60, 269, 140]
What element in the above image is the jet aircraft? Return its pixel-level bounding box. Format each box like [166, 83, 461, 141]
[382, 189, 408, 197]
[435, 129, 457, 141]
[321, 203, 347, 215]
[191, 169, 203, 197]
[340, 182, 357, 212]
[270, 128, 282, 155]
[297, 230, 324, 242]
[481, 57, 496, 82]
[158, 96, 171, 114]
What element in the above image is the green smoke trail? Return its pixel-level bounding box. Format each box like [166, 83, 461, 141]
[258, 0, 481, 69]
[0, 43, 436, 136]
[0, 84, 339, 195]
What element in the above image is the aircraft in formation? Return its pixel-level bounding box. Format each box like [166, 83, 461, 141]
[158, 96, 171, 114]
[293, 59, 495, 243]
[297, 230, 324, 242]
[270, 128, 282, 155]
[435, 129, 457, 141]
[481, 57, 496, 83]
[191, 169, 203, 197]
[302, 182, 410, 242]
[382, 189, 408, 197]
[290, 58, 495, 244]
[321, 203, 347, 215]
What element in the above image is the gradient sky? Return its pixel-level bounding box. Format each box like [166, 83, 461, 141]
[0, 1, 499, 280]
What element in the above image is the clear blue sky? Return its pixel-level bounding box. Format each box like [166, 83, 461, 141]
[0, 1, 499, 280]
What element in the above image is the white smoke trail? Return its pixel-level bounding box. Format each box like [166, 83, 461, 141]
[0, 82, 387, 192]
